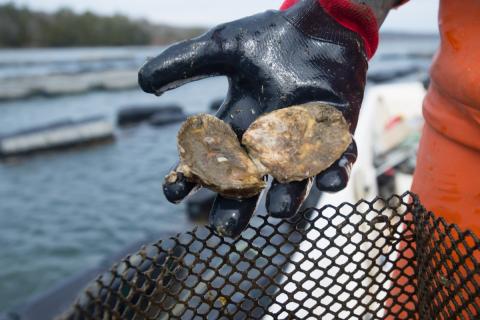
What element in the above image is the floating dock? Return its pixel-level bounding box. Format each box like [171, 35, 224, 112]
[0, 116, 114, 158]
[117, 104, 186, 127]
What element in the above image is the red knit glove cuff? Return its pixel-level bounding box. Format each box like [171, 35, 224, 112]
[280, 0, 379, 59]
[280, 0, 300, 11]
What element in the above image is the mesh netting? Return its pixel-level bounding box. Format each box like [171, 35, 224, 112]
[60, 192, 480, 319]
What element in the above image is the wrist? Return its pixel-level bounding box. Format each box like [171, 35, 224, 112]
[281, 0, 383, 59]
[283, 0, 368, 59]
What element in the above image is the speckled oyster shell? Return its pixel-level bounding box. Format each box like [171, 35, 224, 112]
[171, 114, 266, 198]
[242, 103, 352, 183]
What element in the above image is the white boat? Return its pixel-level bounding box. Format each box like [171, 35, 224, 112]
[273, 81, 427, 318]
[317, 81, 426, 207]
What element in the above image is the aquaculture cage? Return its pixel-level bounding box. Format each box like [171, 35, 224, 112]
[61, 192, 480, 319]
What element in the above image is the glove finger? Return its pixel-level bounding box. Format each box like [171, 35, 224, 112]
[163, 164, 199, 204]
[138, 26, 235, 96]
[209, 194, 260, 238]
[215, 94, 264, 138]
[266, 178, 313, 218]
[316, 140, 357, 192]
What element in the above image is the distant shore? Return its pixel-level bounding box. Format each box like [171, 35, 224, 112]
[0, 3, 438, 49]
[0, 4, 206, 48]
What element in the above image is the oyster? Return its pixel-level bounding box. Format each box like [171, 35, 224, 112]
[170, 114, 265, 198]
[169, 103, 351, 199]
[242, 103, 352, 183]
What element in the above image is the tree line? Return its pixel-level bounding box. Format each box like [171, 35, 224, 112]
[0, 4, 206, 47]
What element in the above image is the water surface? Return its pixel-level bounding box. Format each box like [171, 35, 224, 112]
[0, 36, 439, 312]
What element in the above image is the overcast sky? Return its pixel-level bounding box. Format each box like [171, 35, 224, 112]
[3, 0, 439, 33]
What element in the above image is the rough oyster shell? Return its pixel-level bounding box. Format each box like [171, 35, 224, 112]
[242, 103, 352, 183]
[170, 103, 351, 199]
[172, 114, 266, 198]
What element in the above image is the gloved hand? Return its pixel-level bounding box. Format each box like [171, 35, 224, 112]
[138, 0, 368, 237]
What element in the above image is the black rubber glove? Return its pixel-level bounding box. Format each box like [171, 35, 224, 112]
[138, 0, 367, 237]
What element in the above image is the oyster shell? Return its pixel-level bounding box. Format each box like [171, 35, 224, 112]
[171, 114, 265, 198]
[242, 103, 352, 183]
[170, 103, 351, 199]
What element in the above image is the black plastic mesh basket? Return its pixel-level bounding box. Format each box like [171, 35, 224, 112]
[61, 192, 480, 319]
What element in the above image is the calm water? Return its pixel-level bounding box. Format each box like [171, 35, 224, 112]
[0, 37, 438, 312]
[0, 46, 229, 311]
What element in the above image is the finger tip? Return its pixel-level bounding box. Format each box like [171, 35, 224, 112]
[266, 180, 310, 218]
[163, 181, 197, 204]
[266, 192, 301, 219]
[138, 65, 157, 94]
[209, 195, 258, 238]
[316, 168, 348, 193]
